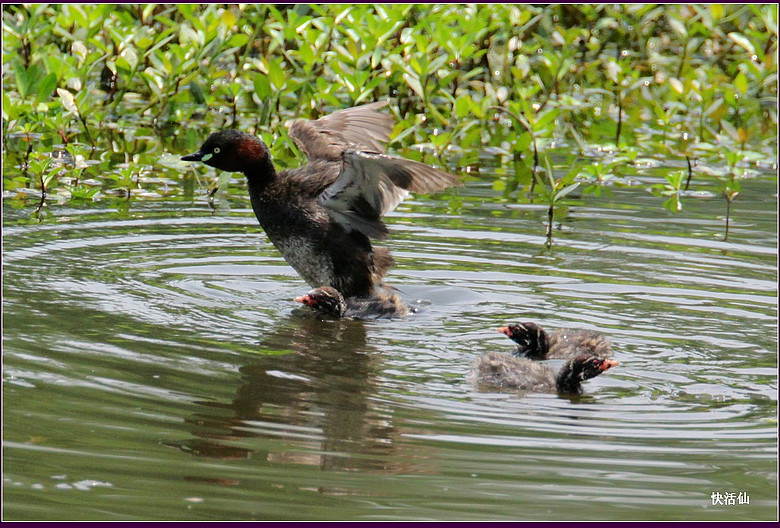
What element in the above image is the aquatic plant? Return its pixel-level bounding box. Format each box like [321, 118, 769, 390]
[2, 4, 776, 242]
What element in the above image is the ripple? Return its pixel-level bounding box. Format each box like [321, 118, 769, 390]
[3, 183, 777, 520]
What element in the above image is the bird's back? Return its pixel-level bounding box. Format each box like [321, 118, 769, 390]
[469, 351, 556, 391]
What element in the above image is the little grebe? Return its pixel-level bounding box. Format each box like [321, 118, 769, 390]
[294, 286, 409, 319]
[498, 322, 612, 360]
[469, 351, 619, 394]
[181, 102, 458, 299]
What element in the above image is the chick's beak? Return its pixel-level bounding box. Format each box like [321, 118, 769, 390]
[294, 294, 314, 306]
[599, 359, 620, 371]
[496, 327, 511, 336]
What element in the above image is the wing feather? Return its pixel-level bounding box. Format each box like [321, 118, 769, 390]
[286, 102, 459, 239]
[288, 101, 393, 160]
[317, 150, 458, 239]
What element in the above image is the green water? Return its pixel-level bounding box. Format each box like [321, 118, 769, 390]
[2, 173, 777, 521]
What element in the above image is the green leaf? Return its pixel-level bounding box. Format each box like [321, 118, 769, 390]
[2, 91, 15, 120]
[544, 156, 555, 190]
[252, 74, 271, 100]
[704, 98, 723, 117]
[14, 63, 30, 99]
[188, 81, 206, 104]
[734, 72, 748, 93]
[215, 172, 232, 192]
[455, 95, 472, 119]
[71, 41, 88, 62]
[534, 108, 559, 130]
[513, 159, 534, 186]
[227, 33, 249, 48]
[605, 59, 621, 84]
[554, 182, 581, 202]
[669, 77, 684, 94]
[720, 119, 740, 142]
[403, 72, 425, 100]
[35, 73, 58, 105]
[723, 149, 744, 167]
[221, 9, 237, 27]
[57, 88, 78, 115]
[513, 133, 532, 153]
[298, 43, 314, 66]
[120, 47, 138, 71]
[667, 17, 688, 39]
[268, 59, 286, 90]
[728, 32, 755, 54]
[14, 63, 48, 100]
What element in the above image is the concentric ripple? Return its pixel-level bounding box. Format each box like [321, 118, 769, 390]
[3, 179, 777, 520]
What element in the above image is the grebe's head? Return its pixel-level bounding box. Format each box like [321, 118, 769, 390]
[293, 286, 347, 317]
[182, 130, 270, 173]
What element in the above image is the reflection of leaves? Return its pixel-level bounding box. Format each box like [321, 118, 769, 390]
[663, 194, 682, 213]
[513, 156, 534, 187]
[651, 170, 687, 212]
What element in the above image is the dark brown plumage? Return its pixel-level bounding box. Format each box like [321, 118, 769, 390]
[469, 351, 619, 394]
[498, 322, 612, 360]
[294, 286, 409, 319]
[181, 102, 459, 299]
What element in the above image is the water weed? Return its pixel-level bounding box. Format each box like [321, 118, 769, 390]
[3, 4, 776, 240]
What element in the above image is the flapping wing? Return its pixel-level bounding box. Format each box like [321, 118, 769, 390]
[288, 101, 394, 161]
[358, 151, 460, 194]
[317, 150, 459, 239]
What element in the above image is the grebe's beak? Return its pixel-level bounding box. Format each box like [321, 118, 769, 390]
[294, 294, 315, 307]
[181, 150, 204, 162]
[599, 359, 620, 371]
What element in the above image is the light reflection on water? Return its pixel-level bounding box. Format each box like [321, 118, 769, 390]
[2, 180, 777, 520]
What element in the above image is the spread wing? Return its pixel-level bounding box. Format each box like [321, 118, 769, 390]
[318, 150, 459, 239]
[288, 101, 394, 160]
[289, 102, 460, 239]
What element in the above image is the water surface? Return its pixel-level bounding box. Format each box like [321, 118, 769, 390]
[3, 174, 777, 521]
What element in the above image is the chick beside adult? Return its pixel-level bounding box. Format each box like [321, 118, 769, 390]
[294, 286, 409, 319]
[181, 102, 458, 299]
[498, 322, 612, 360]
[469, 351, 619, 394]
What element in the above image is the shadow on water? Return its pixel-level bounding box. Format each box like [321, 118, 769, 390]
[167, 315, 402, 474]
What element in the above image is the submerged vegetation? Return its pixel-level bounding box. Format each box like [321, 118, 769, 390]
[2, 4, 777, 242]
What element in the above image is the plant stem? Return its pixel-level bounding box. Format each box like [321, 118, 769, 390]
[684, 156, 693, 190]
[35, 176, 46, 214]
[725, 198, 731, 241]
[615, 90, 623, 147]
[546, 203, 554, 248]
